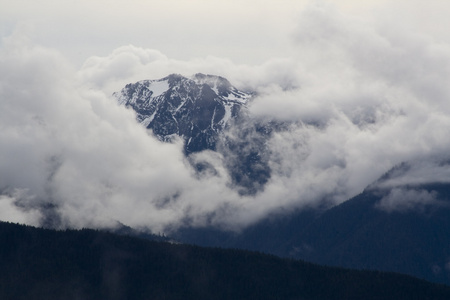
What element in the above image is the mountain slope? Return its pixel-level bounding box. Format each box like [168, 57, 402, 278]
[283, 181, 450, 285]
[174, 162, 450, 285]
[1, 221, 450, 300]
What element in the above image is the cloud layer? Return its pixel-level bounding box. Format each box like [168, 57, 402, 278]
[2, 2, 450, 231]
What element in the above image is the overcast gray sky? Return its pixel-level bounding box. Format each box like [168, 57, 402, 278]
[2, 0, 450, 231]
[1, 0, 398, 65]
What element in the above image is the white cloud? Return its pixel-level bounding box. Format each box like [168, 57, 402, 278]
[248, 1, 450, 194]
[0, 33, 302, 232]
[77, 44, 301, 96]
[375, 188, 443, 213]
[0, 36, 200, 231]
[2, 1, 450, 232]
[0, 193, 42, 225]
[375, 160, 450, 189]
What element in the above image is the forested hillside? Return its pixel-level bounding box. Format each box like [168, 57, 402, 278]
[1, 221, 450, 300]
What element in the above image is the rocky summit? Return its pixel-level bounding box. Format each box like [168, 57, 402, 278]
[114, 73, 252, 153]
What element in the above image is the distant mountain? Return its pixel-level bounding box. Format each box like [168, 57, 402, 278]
[2, 221, 450, 300]
[114, 73, 251, 153]
[114, 73, 271, 194]
[281, 162, 450, 285]
[173, 161, 450, 286]
[115, 74, 450, 285]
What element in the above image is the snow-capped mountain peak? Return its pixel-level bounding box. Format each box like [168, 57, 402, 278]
[113, 73, 252, 153]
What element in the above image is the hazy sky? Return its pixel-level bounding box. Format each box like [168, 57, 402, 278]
[2, 0, 450, 231]
[2, 0, 450, 70]
[0, 0, 403, 65]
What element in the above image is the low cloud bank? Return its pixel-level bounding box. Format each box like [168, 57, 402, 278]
[2, 2, 450, 231]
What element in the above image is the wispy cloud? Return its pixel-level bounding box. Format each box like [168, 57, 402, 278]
[375, 188, 444, 213]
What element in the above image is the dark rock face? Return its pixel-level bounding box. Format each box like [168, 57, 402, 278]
[114, 73, 250, 153]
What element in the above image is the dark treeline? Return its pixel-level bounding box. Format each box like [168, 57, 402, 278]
[1, 221, 450, 300]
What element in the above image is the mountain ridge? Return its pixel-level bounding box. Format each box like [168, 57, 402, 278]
[172, 163, 450, 285]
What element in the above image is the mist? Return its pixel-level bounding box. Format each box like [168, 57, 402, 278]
[2, 2, 450, 232]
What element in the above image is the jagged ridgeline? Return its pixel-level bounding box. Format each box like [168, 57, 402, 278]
[114, 73, 272, 194]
